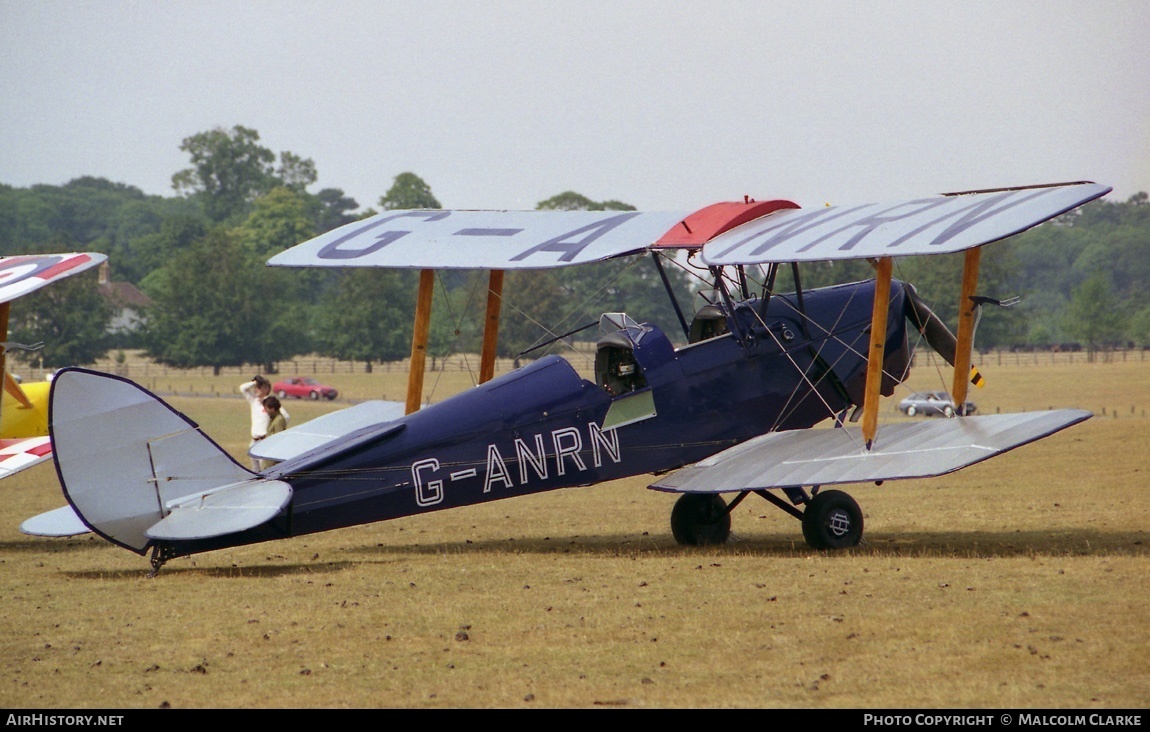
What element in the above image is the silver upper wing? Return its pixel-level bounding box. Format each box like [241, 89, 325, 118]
[269, 210, 689, 270]
[269, 182, 1109, 271]
[701, 183, 1110, 265]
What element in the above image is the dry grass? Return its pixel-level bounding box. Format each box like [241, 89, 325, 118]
[0, 356, 1146, 708]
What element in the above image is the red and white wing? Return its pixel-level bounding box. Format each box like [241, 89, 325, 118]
[0, 436, 53, 479]
[0, 253, 108, 304]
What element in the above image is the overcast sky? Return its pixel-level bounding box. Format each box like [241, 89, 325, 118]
[2, 0, 1147, 214]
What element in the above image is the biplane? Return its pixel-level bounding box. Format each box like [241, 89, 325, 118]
[0, 253, 106, 479]
[25, 182, 1109, 574]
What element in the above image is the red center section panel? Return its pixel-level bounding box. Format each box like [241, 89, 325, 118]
[653, 199, 801, 249]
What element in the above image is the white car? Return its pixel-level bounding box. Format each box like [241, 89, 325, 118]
[897, 391, 976, 417]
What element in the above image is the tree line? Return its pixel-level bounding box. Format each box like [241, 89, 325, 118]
[1, 124, 1146, 371]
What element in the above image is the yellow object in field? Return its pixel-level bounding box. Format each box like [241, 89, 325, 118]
[1, 380, 50, 439]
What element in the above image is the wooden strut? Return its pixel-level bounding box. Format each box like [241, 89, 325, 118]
[861, 257, 892, 450]
[479, 269, 504, 384]
[950, 247, 982, 414]
[405, 269, 435, 415]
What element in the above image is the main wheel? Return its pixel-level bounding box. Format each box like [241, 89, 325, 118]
[906, 405, 917, 417]
[670, 494, 731, 546]
[801, 490, 863, 550]
[309, 390, 319, 400]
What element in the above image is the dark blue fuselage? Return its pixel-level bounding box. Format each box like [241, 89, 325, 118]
[168, 280, 912, 556]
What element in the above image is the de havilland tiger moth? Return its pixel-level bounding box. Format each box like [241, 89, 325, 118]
[22, 181, 1110, 574]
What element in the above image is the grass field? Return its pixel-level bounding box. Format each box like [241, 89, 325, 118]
[0, 355, 1147, 709]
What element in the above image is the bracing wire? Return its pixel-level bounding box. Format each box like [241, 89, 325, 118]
[495, 255, 651, 368]
[424, 271, 483, 402]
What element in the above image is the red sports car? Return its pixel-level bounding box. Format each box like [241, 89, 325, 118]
[272, 377, 339, 401]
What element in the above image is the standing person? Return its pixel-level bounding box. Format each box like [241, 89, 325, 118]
[259, 395, 288, 470]
[240, 375, 276, 470]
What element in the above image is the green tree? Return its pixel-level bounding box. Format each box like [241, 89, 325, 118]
[1128, 304, 1150, 347]
[7, 273, 112, 368]
[172, 126, 317, 224]
[0, 177, 174, 259]
[275, 151, 318, 193]
[379, 173, 441, 210]
[1063, 273, 1126, 360]
[141, 228, 305, 374]
[172, 126, 277, 222]
[312, 188, 361, 233]
[536, 191, 635, 211]
[312, 269, 417, 371]
[236, 187, 316, 258]
[114, 213, 208, 285]
[0, 184, 55, 254]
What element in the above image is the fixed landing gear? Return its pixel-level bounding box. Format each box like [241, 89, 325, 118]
[668, 487, 863, 550]
[800, 489, 863, 549]
[670, 493, 731, 546]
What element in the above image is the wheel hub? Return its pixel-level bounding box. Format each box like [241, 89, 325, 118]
[828, 509, 851, 537]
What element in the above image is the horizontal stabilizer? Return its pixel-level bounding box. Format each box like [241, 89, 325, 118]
[0, 436, 52, 479]
[268, 210, 689, 270]
[250, 400, 406, 462]
[20, 504, 90, 537]
[650, 410, 1091, 494]
[701, 183, 1110, 265]
[145, 479, 292, 541]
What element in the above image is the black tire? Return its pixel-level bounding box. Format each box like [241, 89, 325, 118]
[670, 494, 731, 546]
[906, 406, 917, 417]
[276, 390, 287, 399]
[309, 390, 319, 400]
[801, 490, 863, 550]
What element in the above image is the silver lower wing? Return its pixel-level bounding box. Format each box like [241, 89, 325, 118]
[249, 400, 407, 463]
[650, 410, 1091, 494]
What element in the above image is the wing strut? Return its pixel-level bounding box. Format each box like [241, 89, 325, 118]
[861, 257, 893, 449]
[652, 253, 690, 339]
[951, 248, 982, 414]
[479, 269, 504, 384]
[405, 269, 435, 415]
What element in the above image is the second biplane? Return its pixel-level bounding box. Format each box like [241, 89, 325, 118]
[0, 253, 106, 481]
[30, 182, 1109, 573]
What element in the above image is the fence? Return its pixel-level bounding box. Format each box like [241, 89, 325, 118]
[12, 345, 1147, 386]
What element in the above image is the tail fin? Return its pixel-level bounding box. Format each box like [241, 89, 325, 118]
[50, 368, 290, 555]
